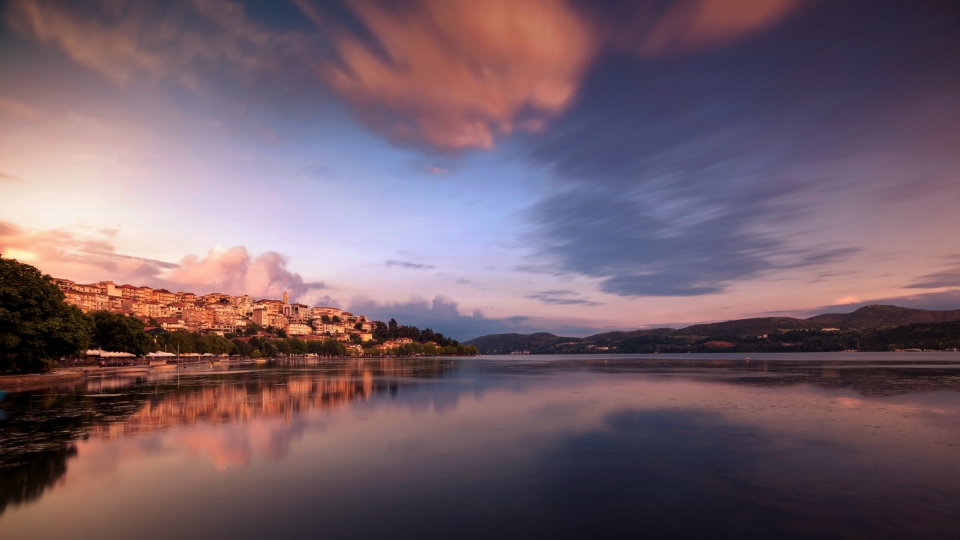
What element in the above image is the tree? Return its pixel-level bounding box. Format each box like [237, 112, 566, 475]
[231, 338, 253, 357]
[354, 322, 363, 330]
[89, 311, 154, 356]
[331, 315, 341, 323]
[388, 318, 398, 339]
[320, 315, 331, 322]
[0, 257, 91, 372]
[290, 338, 308, 355]
[261, 340, 278, 357]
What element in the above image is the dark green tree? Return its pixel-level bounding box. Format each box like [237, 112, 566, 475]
[231, 338, 253, 357]
[0, 257, 92, 372]
[388, 318, 398, 339]
[261, 340, 278, 357]
[290, 338, 308, 355]
[89, 311, 154, 356]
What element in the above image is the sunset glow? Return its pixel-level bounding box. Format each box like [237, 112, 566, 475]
[2, 0, 959, 339]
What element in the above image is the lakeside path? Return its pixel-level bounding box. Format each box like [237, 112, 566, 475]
[0, 365, 184, 391]
[0, 357, 361, 391]
[0, 369, 87, 391]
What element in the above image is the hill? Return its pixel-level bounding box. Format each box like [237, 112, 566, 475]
[677, 317, 818, 337]
[464, 304, 960, 354]
[806, 305, 960, 328]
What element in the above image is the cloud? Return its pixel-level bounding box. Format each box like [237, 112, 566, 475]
[347, 295, 603, 341]
[0, 220, 174, 283]
[165, 247, 326, 299]
[527, 185, 791, 296]
[525, 289, 602, 306]
[307, 0, 597, 151]
[7, 0, 809, 155]
[906, 257, 960, 289]
[0, 96, 39, 118]
[813, 289, 960, 313]
[518, 4, 960, 298]
[301, 0, 810, 152]
[0, 171, 23, 183]
[619, 0, 804, 58]
[385, 260, 436, 270]
[5, 0, 311, 91]
[0, 220, 324, 301]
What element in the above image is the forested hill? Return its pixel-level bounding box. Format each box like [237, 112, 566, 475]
[806, 305, 960, 328]
[465, 305, 960, 354]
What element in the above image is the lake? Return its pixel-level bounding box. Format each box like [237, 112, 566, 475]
[2, 354, 960, 539]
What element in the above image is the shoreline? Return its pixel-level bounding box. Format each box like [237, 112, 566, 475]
[0, 369, 86, 391]
[0, 356, 456, 391]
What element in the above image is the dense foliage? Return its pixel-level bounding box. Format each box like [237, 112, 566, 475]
[0, 256, 91, 372]
[89, 311, 154, 356]
[365, 342, 477, 357]
[156, 330, 235, 355]
[382, 318, 459, 346]
[230, 336, 348, 357]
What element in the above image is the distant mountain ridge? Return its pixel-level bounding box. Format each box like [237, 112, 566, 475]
[806, 305, 960, 328]
[465, 305, 960, 354]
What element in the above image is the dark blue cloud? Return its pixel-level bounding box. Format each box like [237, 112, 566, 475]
[521, 1, 960, 297]
[384, 260, 436, 270]
[348, 296, 607, 341]
[906, 257, 960, 289]
[525, 290, 602, 306]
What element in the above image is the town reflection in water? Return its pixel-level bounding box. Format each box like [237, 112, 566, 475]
[0, 358, 453, 514]
[1, 354, 960, 539]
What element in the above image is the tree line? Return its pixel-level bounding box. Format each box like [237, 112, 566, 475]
[379, 318, 460, 347]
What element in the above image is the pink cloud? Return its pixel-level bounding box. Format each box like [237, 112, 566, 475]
[0, 96, 40, 118]
[615, 0, 804, 57]
[0, 220, 173, 283]
[309, 0, 598, 151]
[0, 220, 324, 300]
[166, 247, 325, 299]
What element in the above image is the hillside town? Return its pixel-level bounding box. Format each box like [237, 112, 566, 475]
[50, 277, 415, 351]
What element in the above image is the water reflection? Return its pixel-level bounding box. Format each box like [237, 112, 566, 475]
[0, 358, 452, 514]
[1, 355, 959, 539]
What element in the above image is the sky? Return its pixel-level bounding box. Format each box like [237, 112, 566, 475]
[1, 0, 959, 340]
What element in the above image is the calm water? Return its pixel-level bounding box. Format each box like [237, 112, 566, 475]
[2, 354, 960, 539]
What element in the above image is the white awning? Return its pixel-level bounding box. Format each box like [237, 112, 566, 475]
[86, 349, 136, 358]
